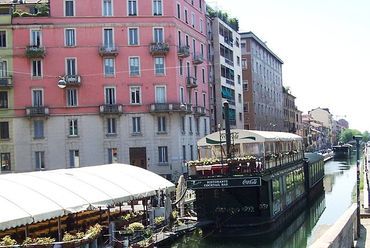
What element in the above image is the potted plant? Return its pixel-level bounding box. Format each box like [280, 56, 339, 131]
[0, 235, 18, 247]
[22, 237, 55, 248]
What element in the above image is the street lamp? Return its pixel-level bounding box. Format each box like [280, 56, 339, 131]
[353, 134, 362, 238]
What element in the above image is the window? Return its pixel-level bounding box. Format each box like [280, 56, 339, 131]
[202, 68, 205, 83]
[238, 93, 242, 103]
[128, 28, 139, 45]
[33, 120, 44, 139]
[128, 0, 137, 16]
[195, 118, 200, 135]
[66, 58, 76, 75]
[0, 91, 8, 109]
[65, 29, 76, 47]
[243, 80, 248, 91]
[130, 86, 141, 104]
[129, 57, 140, 76]
[157, 116, 166, 132]
[242, 59, 247, 69]
[32, 89, 43, 107]
[204, 118, 207, 135]
[69, 150, 80, 168]
[30, 30, 41, 46]
[153, 0, 162, 16]
[191, 13, 195, 28]
[180, 87, 184, 103]
[0, 61, 8, 78]
[35, 151, 45, 170]
[238, 75, 241, 84]
[237, 56, 240, 66]
[103, 0, 113, 16]
[184, 9, 188, 23]
[132, 117, 141, 133]
[190, 145, 194, 160]
[195, 91, 198, 106]
[158, 146, 168, 163]
[154, 57, 165, 75]
[155, 86, 166, 103]
[200, 43, 204, 57]
[69, 119, 78, 136]
[182, 145, 186, 161]
[179, 59, 183, 75]
[181, 116, 185, 134]
[189, 116, 192, 133]
[67, 88, 78, 106]
[202, 93, 206, 107]
[199, 0, 202, 10]
[0, 153, 10, 171]
[107, 118, 116, 134]
[32, 60, 42, 77]
[108, 148, 118, 163]
[65, 0, 75, 16]
[177, 3, 181, 19]
[105, 87, 116, 104]
[199, 19, 203, 33]
[103, 28, 114, 48]
[104, 58, 115, 76]
[153, 28, 163, 43]
[0, 122, 9, 139]
[0, 31, 6, 47]
[239, 112, 242, 121]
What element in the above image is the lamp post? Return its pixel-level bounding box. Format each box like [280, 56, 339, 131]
[353, 134, 362, 238]
[218, 124, 223, 165]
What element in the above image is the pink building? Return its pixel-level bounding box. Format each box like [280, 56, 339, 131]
[9, 0, 209, 181]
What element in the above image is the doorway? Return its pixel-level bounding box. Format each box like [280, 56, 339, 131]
[129, 147, 147, 169]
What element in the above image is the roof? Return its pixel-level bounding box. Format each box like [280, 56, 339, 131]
[239, 31, 284, 64]
[0, 164, 175, 231]
[197, 129, 302, 147]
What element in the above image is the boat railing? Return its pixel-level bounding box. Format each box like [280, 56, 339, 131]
[188, 151, 304, 178]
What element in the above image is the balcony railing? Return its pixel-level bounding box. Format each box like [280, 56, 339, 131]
[150, 103, 192, 114]
[149, 42, 169, 56]
[0, 76, 13, 88]
[177, 46, 190, 58]
[64, 75, 82, 87]
[99, 45, 119, 57]
[192, 54, 204, 65]
[193, 106, 206, 116]
[186, 76, 197, 88]
[25, 45, 46, 58]
[25, 106, 49, 117]
[99, 104, 123, 115]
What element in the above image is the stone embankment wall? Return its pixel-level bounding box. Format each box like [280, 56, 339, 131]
[310, 204, 357, 248]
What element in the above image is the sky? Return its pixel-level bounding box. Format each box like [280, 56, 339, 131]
[207, 0, 370, 132]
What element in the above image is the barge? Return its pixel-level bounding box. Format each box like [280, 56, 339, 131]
[187, 129, 325, 237]
[332, 144, 352, 159]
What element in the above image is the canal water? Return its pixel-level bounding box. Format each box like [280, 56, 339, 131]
[170, 156, 357, 248]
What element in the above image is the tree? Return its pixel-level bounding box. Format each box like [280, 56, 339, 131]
[339, 129, 361, 143]
[362, 131, 370, 143]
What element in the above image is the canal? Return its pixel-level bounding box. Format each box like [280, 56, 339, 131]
[170, 156, 357, 248]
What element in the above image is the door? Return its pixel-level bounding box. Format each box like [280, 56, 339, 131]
[129, 147, 147, 169]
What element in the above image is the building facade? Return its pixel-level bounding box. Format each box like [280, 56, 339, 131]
[0, 4, 13, 173]
[207, 14, 243, 131]
[240, 32, 284, 131]
[4, 0, 210, 181]
[308, 107, 333, 148]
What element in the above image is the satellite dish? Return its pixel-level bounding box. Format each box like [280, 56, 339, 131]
[57, 77, 66, 89]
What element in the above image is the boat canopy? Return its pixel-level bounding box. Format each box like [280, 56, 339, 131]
[197, 129, 303, 147]
[0, 164, 175, 231]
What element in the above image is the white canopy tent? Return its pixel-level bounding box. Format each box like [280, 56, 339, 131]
[0, 164, 175, 231]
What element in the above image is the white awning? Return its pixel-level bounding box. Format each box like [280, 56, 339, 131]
[197, 129, 303, 147]
[0, 164, 175, 231]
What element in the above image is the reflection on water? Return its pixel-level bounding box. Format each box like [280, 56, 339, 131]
[170, 156, 356, 248]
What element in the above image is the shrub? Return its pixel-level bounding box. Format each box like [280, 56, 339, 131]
[0, 235, 17, 246]
[128, 222, 144, 232]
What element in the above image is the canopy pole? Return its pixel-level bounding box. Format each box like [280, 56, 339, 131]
[25, 224, 29, 238]
[57, 216, 61, 242]
[99, 207, 102, 223]
[107, 207, 110, 223]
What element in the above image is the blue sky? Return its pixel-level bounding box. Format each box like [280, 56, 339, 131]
[207, 0, 370, 131]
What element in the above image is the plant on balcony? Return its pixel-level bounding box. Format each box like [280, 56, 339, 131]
[62, 231, 85, 242]
[128, 222, 145, 232]
[0, 235, 17, 246]
[22, 237, 55, 246]
[85, 223, 102, 239]
[26, 46, 45, 58]
[154, 216, 165, 226]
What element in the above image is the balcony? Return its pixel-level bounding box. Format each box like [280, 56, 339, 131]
[63, 75, 82, 87]
[25, 46, 46, 58]
[177, 46, 190, 58]
[99, 45, 119, 57]
[25, 106, 49, 117]
[0, 76, 13, 88]
[149, 103, 192, 114]
[192, 54, 204, 65]
[193, 106, 206, 116]
[186, 76, 198, 88]
[99, 104, 124, 115]
[149, 42, 169, 56]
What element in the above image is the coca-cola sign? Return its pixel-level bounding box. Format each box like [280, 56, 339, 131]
[187, 177, 261, 189]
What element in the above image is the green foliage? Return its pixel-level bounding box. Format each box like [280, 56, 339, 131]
[23, 237, 55, 245]
[0, 235, 17, 246]
[128, 222, 145, 232]
[206, 5, 239, 31]
[85, 223, 102, 239]
[62, 231, 85, 242]
[339, 129, 361, 144]
[154, 216, 165, 225]
[363, 131, 370, 143]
